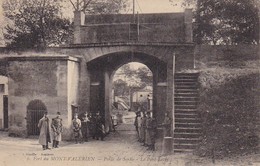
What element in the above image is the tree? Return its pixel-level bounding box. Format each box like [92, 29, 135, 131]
[69, 0, 128, 14]
[2, 0, 128, 49]
[113, 64, 153, 97]
[172, 0, 259, 45]
[113, 79, 128, 96]
[196, 0, 259, 45]
[136, 67, 153, 86]
[3, 0, 72, 49]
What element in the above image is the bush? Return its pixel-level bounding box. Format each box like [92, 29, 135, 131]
[195, 69, 259, 158]
[8, 125, 27, 138]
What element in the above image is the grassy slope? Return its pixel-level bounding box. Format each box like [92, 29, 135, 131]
[194, 61, 260, 158]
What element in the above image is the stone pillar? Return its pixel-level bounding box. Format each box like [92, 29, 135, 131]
[73, 11, 85, 44]
[162, 54, 175, 155]
[184, 9, 193, 43]
[104, 71, 112, 133]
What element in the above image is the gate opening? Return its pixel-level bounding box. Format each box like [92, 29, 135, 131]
[112, 62, 153, 130]
[26, 99, 47, 135]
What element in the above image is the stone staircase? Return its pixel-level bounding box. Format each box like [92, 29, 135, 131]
[173, 73, 201, 153]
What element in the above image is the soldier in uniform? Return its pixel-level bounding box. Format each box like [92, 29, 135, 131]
[147, 115, 157, 151]
[72, 113, 83, 144]
[145, 112, 152, 148]
[134, 111, 141, 141]
[51, 112, 63, 148]
[95, 112, 105, 141]
[38, 111, 52, 150]
[162, 112, 172, 137]
[81, 112, 90, 142]
[140, 112, 147, 145]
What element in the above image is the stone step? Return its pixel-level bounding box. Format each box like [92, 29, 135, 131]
[175, 83, 198, 87]
[175, 113, 199, 118]
[175, 109, 198, 114]
[174, 144, 198, 150]
[174, 138, 201, 144]
[173, 149, 194, 153]
[175, 74, 199, 78]
[175, 86, 199, 90]
[176, 105, 197, 109]
[175, 127, 202, 133]
[174, 132, 201, 138]
[175, 79, 198, 83]
[175, 118, 201, 123]
[175, 122, 202, 128]
[175, 97, 199, 102]
[175, 73, 200, 76]
[175, 101, 198, 106]
[174, 112, 199, 119]
[175, 93, 199, 97]
[175, 89, 198, 93]
[175, 82, 199, 86]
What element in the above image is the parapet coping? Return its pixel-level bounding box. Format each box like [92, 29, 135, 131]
[5, 55, 80, 62]
[68, 42, 194, 48]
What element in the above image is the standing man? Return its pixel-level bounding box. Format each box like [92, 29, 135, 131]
[51, 112, 63, 148]
[81, 112, 90, 142]
[134, 111, 141, 141]
[147, 116, 157, 151]
[140, 111, 147, 145]
[145, 112, 152, 148]
[72, 113, 82, 144]
[162, 112, 172, 137]
[38, 111, 52, 150]
[95, 112, 105, 141]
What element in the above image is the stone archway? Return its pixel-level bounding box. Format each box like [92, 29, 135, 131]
[86, 51, 168, 133]
[26, 99, 47, 135]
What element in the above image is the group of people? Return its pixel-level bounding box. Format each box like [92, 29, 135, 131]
[72, 112, 105, 144]
[38, 111, 63, 150]
[37, 111, 105, 150]
[134, 111, 173, 151]
[134, 111, 157, 151]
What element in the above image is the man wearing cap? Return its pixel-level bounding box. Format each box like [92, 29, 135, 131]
[38, 111, 52, 150]
[72, 113, 83, 144]
[51, 112, 63, 148]
[81, 112, 90, 142]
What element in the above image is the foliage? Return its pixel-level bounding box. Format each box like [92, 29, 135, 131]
[196, 68, 260, 158]
[69, 0, 128, 14]
[8, 125, 27, 138]
[113, 64, 153, 96]
[113, 79, 128, 96]
[172, 0, 259, 45]
[3, 0, 72, 49]
[136, 67, 153, 86]
[2, 0, 128, 49]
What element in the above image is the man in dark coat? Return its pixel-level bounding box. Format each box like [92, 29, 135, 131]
[95, 112, 105, 141]
[162, 112, 172, 137]
[38, 111, 52, 150]
[140, 112, 147, 145]
[81, 112, 90, 142]
[147, 116, 157, 151]
[51, 112, 63, 148]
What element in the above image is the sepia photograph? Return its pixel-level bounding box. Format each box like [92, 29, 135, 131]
[0, 0, 259, 165]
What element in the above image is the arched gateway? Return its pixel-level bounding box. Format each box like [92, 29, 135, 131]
[5, 9, 199, 153]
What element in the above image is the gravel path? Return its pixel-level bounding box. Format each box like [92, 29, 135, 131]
[0, 123, 259, 166]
